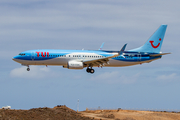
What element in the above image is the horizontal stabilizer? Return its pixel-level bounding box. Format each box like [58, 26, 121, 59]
[149, 53, 171, 57]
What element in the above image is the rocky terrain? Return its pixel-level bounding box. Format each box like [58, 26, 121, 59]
[0, 105, 94, 120]
[1, 105, 180, 120]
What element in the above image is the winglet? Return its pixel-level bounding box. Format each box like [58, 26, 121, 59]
[119, 44, 127, 55]
[99, 42, 105, 50]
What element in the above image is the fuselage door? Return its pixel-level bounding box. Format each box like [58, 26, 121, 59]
[78, 54, 85, 61]
[137, 54, 141, 61]
[31, 52, 35, 60]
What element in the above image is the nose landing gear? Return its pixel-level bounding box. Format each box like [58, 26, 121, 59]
[21, 64, 30, 71]
[27, 67, 30, 71]
[86, 67, 95, 74]
[25, 65, 30, 71]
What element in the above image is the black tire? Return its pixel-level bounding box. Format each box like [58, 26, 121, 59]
[27, 68, 30, 71]
[86, 68, 90, 73]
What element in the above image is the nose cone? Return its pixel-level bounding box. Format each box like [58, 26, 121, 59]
[12, 56, 19, 62]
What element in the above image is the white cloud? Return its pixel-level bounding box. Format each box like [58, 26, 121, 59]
[1, 0, 179, 52]
[156, 73, 178, 82]
[10, 66, 52, 79]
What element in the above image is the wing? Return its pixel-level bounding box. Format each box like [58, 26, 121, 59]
[84, 44, 127, 66]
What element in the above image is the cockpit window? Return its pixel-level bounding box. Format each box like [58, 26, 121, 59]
[19, 53, 26, 56]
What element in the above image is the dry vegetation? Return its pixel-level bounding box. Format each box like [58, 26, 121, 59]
[81, 109, 180, 120]
[1, 105, 180, 120]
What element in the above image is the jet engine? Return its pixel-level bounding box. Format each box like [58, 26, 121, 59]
[68, 61, 83, 69]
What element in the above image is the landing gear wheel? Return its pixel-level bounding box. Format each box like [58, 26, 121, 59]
[86, 68, 90, 73]
[90, 69, 95, 74]
[86, 67, 95, 74]
[27, 68, 30, 71]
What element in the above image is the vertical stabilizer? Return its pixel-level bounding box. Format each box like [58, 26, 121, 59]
[129, 25, 167, 53]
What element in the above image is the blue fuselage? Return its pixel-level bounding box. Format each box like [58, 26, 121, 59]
[13, 49, 161, 67]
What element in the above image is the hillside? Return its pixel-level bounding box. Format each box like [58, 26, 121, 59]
[1, 105, 180, 120]
[0, 105, 93, 120]
[81, 109, 180, 120]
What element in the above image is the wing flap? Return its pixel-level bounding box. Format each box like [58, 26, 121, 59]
[83, 43, 127, 66]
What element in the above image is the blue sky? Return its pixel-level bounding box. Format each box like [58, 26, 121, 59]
[0, 0, 180, 111]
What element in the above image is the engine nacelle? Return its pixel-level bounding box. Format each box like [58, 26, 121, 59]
[68, 61, 83, 69]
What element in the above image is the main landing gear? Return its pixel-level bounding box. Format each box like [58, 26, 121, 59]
[86, 67, 95, 74]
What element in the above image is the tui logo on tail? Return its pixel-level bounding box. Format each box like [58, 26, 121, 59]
[149, 38, 161, 48]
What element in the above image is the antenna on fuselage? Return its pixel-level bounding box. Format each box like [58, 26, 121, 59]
[77, 99, 79, 112]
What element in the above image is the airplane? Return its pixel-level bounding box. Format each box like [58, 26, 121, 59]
[13, 25, 170, 74]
